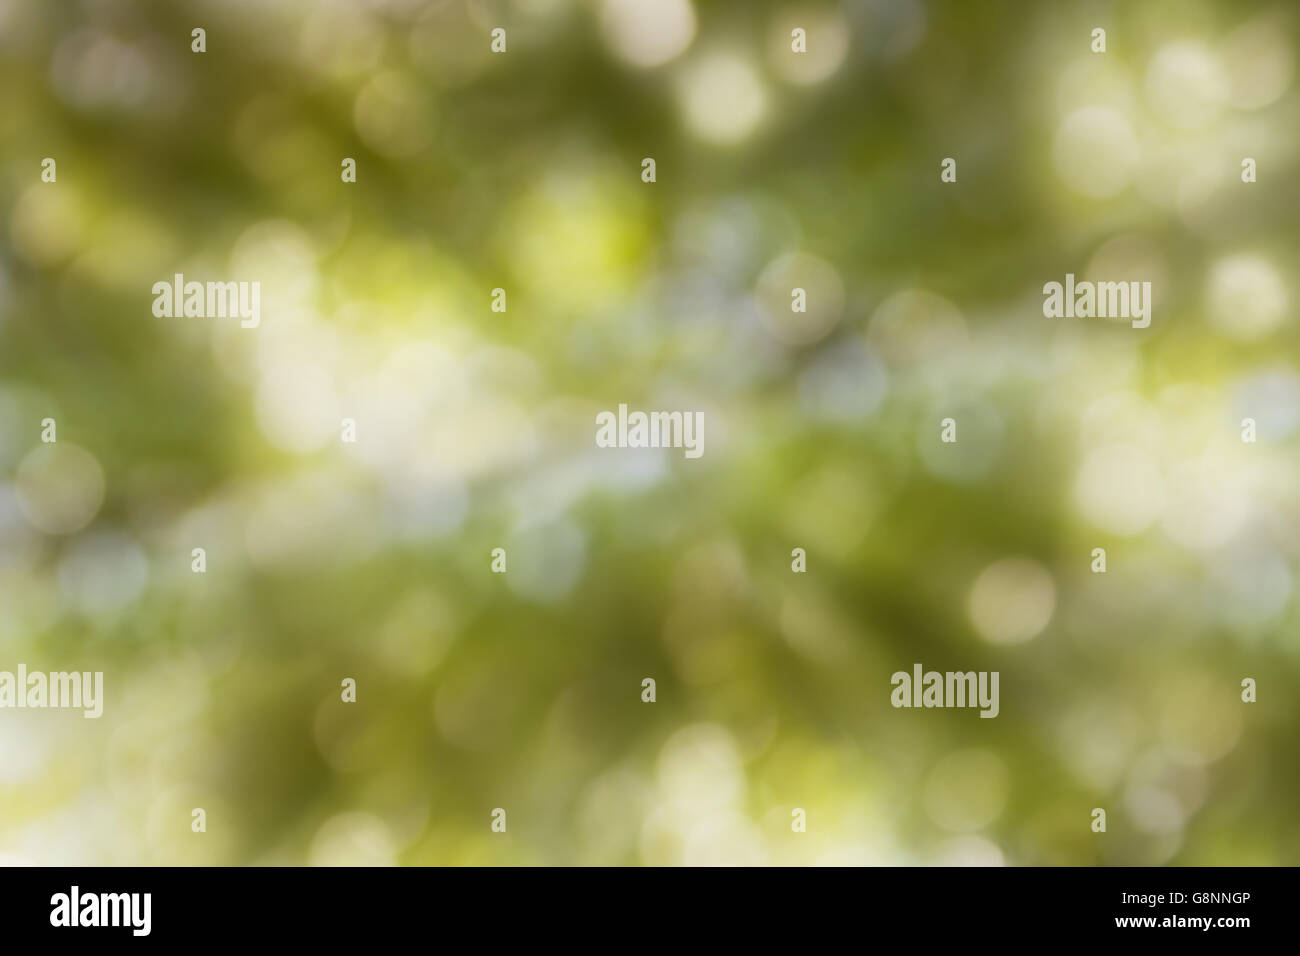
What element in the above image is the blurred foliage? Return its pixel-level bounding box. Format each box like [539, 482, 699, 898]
[0, 0, 1298, 865]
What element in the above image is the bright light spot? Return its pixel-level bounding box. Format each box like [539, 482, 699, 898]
[657, 723, 744, 811]
[1124, 749, 1205, 837]
[0, 714, 51, 783]
[1056, 57, 1138, 116]
[15, 444, 105, 535]
[968, 557, 1055, 645]
[682, 812, 768, 866]
[1206, 255, 1287, 341]
[1220, 17, 1293, 110]
[755, 251, 844, 345]
[1125, 784, 1185, 835]
[1212, 543, 1293, 635]
[1159, 453, 1249, 552]
[309, 813, 397, 866]
[255, 359, 340, 453]
[1080, 391, 1161, 452]
[1232, 369, 1300, 440]
[931, 835, 1005, 867]
[678, 53, 766, 145]
[601, 0, 696, 69]
[1074, 443, 1164, 536]
[1053, 107, 1139, 198]
[1145, 42, 1228, 129]
[769, 7, 850, 86]
[229, 218, 319, 310]
[300, 6, 385, 78]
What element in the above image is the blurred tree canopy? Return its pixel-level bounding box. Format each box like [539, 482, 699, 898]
[0, 0, 1297, 865]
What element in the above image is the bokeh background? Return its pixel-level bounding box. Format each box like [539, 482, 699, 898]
[1, 0, 1298, 865]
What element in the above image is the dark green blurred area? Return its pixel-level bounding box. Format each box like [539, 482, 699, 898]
[0, 0, 1297, 865]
